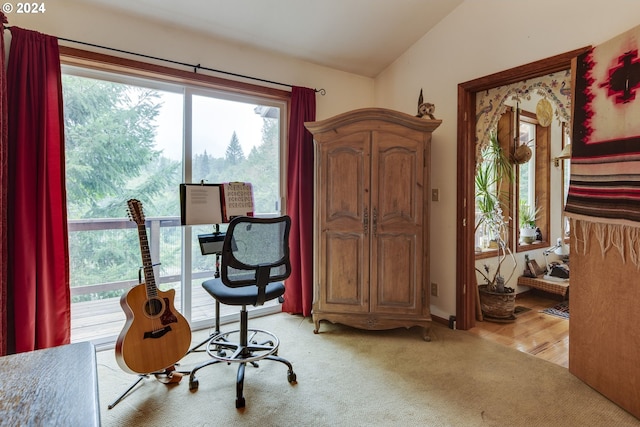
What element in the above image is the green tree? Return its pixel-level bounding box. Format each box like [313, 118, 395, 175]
[62, 75, 180, 298]
[245, 118, 280, 212]
[63, 75, 179, 219]
[225, 131, 245, 165]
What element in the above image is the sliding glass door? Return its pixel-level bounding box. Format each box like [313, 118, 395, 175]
[63, 66, 286, 344]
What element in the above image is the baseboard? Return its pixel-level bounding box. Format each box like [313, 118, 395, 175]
[431, 314, 448, 327]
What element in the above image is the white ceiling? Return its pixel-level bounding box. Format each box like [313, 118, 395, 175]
[79, 0, 463, 77]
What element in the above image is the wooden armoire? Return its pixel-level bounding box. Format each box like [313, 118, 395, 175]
[305, 108, 441, 340]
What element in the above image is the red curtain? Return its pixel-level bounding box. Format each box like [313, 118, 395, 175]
[0, 13, 8, 356]
[283, 87, 316, 316]
[6, 26, 70, 353]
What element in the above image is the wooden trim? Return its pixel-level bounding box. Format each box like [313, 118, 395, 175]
[456, 46, 591, 331]
[456, 84, 477, 330]
[59, 46, 291, 101]
[459, 47, 591, 92]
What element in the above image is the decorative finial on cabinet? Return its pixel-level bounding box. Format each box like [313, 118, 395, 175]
[415, 89, 436, 120]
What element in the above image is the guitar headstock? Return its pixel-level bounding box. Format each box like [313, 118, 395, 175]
[127, 199, 145, 225]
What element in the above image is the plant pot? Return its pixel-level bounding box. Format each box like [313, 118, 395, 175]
[520, 227, 536, 244]
[478, 284, 516, 321]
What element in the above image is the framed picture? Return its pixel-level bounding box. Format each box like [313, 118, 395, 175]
[527, 260, 545, 277]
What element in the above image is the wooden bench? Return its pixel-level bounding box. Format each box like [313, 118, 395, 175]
[517, 275, 569, 298]
[0, 342, 100, 426]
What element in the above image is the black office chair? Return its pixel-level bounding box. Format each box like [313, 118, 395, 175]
[188, 215, 297, 408]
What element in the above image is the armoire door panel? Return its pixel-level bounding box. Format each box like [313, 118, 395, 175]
[320, 231, 369, 313]
[320, 133, 370, 228]
[373, 133, 423, 228]
[371, 233, 420, 314]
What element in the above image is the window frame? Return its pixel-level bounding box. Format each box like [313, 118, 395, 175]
[474, 106, 552, 259]
[515, 110, 550, 253]
[60, 46, 292, 335]
[561, 122, 571, 244]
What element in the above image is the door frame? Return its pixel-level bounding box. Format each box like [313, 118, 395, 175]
[455, 47, 591, 330]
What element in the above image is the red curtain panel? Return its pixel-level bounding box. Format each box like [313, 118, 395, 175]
[0, 12, 8, 356]
[6, 26, 70, 353]
[283, 87, 316, 316]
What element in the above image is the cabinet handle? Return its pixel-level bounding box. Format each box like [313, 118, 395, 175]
[373, 207, 378, 237]
[363, 207, 369, 234]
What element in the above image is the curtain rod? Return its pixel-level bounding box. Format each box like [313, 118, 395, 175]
[2, 25, 326, 95]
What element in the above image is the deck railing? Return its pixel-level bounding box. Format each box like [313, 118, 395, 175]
[67, 217, 279, 345]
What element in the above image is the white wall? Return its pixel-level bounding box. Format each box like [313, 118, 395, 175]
[374, 0, 640, 319]
[6, 0, 375, 119]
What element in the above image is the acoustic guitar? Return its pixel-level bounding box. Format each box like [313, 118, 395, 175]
[115, 199, 192, 375]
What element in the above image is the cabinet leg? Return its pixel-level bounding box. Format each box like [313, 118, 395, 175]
[422, 326, 431, 342]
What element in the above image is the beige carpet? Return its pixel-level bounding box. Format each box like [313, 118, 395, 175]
[97, 313, 639, 427]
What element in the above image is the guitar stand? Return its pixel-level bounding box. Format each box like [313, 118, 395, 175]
[109, 263, 184, 410]
[109, 254, 230, 409]
[107, 366, 183, 409]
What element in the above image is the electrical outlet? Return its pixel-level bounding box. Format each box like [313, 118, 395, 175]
[431, 188, 439, 202]
[431, 282, 438, 297]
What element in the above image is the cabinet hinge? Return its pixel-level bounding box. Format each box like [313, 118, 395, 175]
[463, 217, 466, 227]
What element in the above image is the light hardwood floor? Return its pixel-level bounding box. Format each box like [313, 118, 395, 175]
[468, 291, 569, 368]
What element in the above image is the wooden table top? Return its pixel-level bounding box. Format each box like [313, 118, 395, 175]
[0, 342, 100, 426]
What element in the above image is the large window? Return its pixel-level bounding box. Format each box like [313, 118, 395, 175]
[62, 55, 289, 345]
[474, 106, 550, 258]
[515, 110, 549, 252]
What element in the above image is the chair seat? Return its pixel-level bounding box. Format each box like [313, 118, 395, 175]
[202, 278, 285, 306]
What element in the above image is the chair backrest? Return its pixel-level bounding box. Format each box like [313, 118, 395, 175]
[221, 216, 292, 290]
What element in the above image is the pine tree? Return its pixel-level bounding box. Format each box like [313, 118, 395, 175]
[225, 131, 245, 165]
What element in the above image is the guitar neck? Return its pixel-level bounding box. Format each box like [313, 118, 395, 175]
[136, 223, 158, 297]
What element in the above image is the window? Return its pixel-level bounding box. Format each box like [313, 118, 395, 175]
[474, 108, 513, 258]
[474, 106, 550, 259]
[515, 110, 549, 252]
[62, 52, 289, 344]
[561, 123, 571, 242]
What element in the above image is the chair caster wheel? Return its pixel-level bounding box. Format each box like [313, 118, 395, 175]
[288, 371, 297, 383]
[236, 397, 245, 408]
[189, 378, 199, 391]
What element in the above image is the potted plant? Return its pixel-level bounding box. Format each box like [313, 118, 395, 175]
[519, 200, 540, 244]
[475, 133, 518, 321]
[475, 133, 512, 250]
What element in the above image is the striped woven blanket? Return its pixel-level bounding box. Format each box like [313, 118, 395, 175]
[566, 24, 640, 226]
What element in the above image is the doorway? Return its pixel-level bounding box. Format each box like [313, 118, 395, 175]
[455, 47, 591, 330]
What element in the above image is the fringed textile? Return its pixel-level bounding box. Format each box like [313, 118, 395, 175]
[565, 25, 640, 266]
[565, 24, 640, 225]
[571, 219, 640, 269]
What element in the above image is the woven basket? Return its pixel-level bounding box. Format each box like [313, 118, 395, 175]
[478, 285, 516, 319]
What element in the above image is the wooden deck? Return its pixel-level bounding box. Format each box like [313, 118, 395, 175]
[70, 284, 278, 346]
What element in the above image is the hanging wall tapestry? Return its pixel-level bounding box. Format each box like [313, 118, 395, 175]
[565, 24, 640, 264]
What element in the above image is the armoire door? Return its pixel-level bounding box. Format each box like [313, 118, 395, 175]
[369, 129, 424, 316]
[316, 131, 371, 314]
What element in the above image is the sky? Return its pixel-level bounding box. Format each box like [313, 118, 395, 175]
[153, 91, 266, 161]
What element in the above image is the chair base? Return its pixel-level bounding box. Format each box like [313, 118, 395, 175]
[188, 308, 296, 408]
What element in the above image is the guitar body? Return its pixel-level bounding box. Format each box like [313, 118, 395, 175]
[116, 283, 192, 374]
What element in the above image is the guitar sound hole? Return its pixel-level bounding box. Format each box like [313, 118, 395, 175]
[145, 298, 164, 317]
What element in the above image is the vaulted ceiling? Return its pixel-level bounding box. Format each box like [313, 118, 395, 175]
[79, 0, 463, 77]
